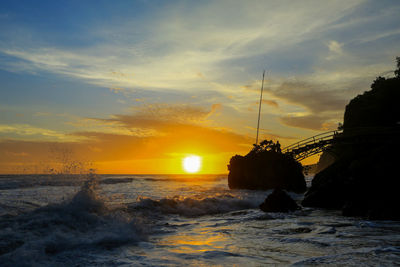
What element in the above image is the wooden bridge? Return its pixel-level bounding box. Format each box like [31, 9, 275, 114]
[282, 126, 400, 161]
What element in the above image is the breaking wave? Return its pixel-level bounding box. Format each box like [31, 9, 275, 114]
[0, 176, 146, 265]
[129, 193, 264, 217]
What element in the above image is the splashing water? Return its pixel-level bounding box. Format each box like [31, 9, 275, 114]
[0, 174, 399, 266]
[0, 173, 146, 266]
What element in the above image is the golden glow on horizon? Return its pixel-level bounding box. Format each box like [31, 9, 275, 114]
[182, 155, 202, 173]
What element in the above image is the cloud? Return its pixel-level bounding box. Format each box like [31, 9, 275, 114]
[5, 151, 29, 157]
[266, 81, 348, 113]
[0, 0, 395, 125]
[245, 126, 296, 141]
[279, 115, 338, 131]
[109, 87, 124, 93]
[326, 40, 344, 60]
[262, 99, 279, 108]
[1, 0, 399, 172]
[122, 103, 220, 125]
[64, 103, 252, 159]
[61, 103, 229, 143]
[0, 0, 368, 95]
[0, 124, 85, 142]
[66, 117, 159, 138]
[0, 104, 254, 173]
[328, 40, 344, 55]
[261, 80, 350, 130]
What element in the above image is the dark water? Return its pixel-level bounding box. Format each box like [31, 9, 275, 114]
[0, 174, 399, 266]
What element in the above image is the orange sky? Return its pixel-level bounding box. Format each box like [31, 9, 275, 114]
[0, 103, 321, 174]
[0, 105, 251, 174]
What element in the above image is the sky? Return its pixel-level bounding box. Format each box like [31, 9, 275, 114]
[0, 0, 399, 174]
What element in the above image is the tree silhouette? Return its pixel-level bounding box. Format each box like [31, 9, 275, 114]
[344, 56, 400, 129]
[250, 139, 282, 154]
[395, 56, 400, 78]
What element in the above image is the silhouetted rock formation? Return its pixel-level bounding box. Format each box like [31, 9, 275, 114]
[303, 57, 400, 220]
[343, 76, 400, 130]
[259, 188, 300, 212]
[303, 145, 399, 220]
[314, 151, 336, 173]
[228, 140, 306, 193]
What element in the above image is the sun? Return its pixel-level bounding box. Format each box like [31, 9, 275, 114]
[182, 155, 202, 173]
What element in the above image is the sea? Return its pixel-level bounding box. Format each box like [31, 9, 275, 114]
[0, 174, 399, 266]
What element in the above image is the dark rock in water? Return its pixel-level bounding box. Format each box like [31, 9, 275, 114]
[259, 188, 300, 212]
[303, 58, 400, 220]
[302, 159, 348, 210]
[228, 143, 306, 193]
[303, 146, 400, 220]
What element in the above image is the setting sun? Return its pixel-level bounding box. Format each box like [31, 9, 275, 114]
[182, 155, 202, 173]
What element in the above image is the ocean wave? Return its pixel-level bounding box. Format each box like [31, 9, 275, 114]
[292, 246, 400, 266]
[99, 177, 135, 184]
[0, 174, 226, 190]
[180, 250, 243, 260]
[0, 177, 146, 264]
[129, 193, 261, 217]
[141, 175, 226, 182]
[0, 175, 137, 190]
[0, 175, 87, 190]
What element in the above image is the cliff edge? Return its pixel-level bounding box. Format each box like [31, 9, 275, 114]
[302, 57, 400, 220]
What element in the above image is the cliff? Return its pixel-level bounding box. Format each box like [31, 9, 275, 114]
[302, 57, 400, 220]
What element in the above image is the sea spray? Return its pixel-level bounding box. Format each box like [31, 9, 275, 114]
[0, 173, 147, 266]
[67, 173, 106, 214]
[14, 144, 95, 176]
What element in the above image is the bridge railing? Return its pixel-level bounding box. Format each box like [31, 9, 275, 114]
[281, 125, 400, 159]
[282, 129, 342, 154]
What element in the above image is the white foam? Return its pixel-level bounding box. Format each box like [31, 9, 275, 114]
[0, 175, 146, 265]
[130, 193, 263, 217]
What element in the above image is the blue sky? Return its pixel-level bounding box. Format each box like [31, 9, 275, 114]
[0, 0, 399, 173]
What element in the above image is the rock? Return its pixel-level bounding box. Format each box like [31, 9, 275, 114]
[315, 151, 336, 173]
[259, 188, 300, 212]
[302, 146, 400, 220]
[301, 159, 348, 210]
[228, 147, 306, 193]
[343, 76, 400, 130]
[303, 59, 400, 220]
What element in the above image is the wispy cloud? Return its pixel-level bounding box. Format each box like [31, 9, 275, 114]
[109, 87, 124, 93]
[0, 124, 85, 142]
[0, 104, 254, 173]
[326, 40, 344, 60]
[279, 115, 338, 131]
[83, 103, 225, 135]
[0, 0, 369, 94]
[66, 117, 159, 138]
[262, 99, 279, 108]
[268, 81, 348, 113]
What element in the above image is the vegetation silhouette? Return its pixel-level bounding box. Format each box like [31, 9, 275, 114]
[228, 140, 306, 193]
[343, 57, 400, 130]
[303, 56, 400, 220]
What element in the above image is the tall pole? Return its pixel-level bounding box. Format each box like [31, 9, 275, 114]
[255, 70, 266, 145]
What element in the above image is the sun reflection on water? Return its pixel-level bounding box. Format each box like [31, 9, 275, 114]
[159, 226, 230, 254]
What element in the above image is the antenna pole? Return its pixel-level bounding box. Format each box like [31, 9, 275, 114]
[256, 70, 266, 145]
